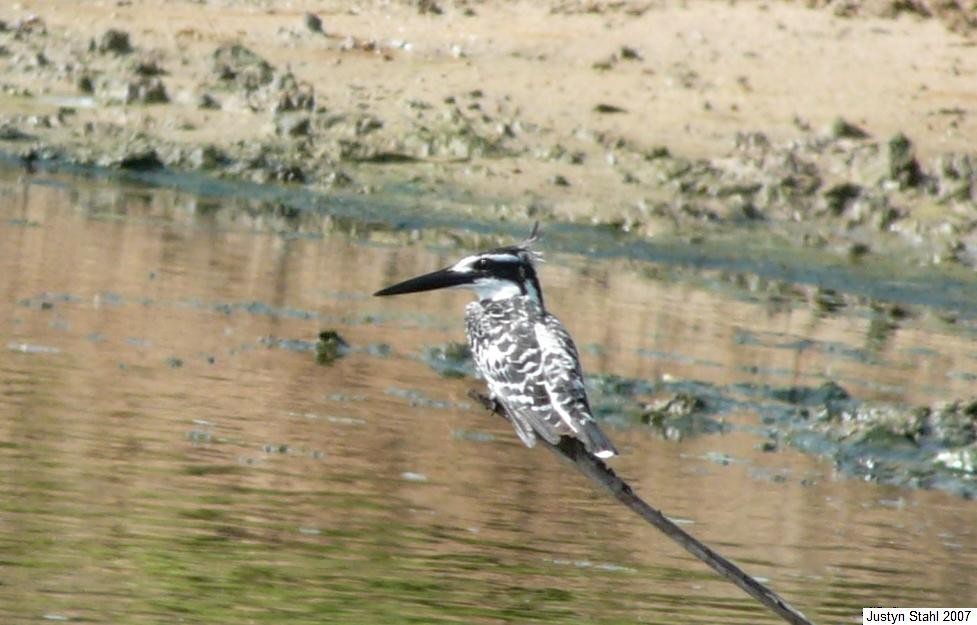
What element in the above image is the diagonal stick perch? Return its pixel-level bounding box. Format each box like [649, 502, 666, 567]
[469, 390, 814, 625]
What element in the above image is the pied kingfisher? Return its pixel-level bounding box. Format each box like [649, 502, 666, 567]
[374, 223, 618, 459]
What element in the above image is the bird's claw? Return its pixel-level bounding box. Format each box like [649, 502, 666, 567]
[468, 389, 509, 421]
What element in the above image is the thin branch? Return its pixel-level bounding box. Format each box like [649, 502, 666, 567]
[470, 390, 814, 625]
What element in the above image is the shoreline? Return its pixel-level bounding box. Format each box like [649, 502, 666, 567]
[0, 0, 976, 270]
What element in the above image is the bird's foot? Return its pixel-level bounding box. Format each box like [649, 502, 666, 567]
[468, 389, 509, 422]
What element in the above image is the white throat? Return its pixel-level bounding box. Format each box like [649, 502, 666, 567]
[472, 278, 523, 302]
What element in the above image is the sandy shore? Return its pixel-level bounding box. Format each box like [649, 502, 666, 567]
[1, 0, 976, 265]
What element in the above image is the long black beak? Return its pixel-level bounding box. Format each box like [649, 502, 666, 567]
[374, 267, 475, 297]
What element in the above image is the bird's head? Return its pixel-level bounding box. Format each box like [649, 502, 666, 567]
[374, 222, 545, 307]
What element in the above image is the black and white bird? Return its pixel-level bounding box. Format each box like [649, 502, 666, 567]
[374, 223, 618, 459]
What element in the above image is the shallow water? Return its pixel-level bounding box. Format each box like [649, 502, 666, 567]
[1, 168, 976, 624]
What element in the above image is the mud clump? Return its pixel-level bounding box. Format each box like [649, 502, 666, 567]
[304, 13, 324, 35]
[822, 182, 862, 216]
[186, 145, 227, 171]
[96, 76, 168, 105]
[315, 330, 350, 365]
[885, 132, 923, 189]
[771, 380, 850, 406]
[97, 29, 132, 55]
[640, 392, 729, 441]
[212, 44, 274, 91]
[770, 383, 977, 496]
[809, 0, 977, 32]
[423, 342, 474, 378]
[101, 141, 163, 170]
[270, 72, 315, 113]
[828, 117, 869, 140]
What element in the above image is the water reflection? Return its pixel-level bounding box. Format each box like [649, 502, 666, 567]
[1, 170, 975, 624]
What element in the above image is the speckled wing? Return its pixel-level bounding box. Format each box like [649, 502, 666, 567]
[534, 313, 618, 458]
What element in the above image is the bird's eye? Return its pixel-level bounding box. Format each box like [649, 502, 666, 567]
[474, 259, 488, 269]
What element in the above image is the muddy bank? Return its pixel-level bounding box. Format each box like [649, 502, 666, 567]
[0, 0, 976, 270]
[806, 0, 977, 32]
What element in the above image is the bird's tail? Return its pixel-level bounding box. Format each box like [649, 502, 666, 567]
[581, 421, 618, 459]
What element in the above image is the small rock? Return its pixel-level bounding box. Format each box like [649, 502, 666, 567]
[97, 76, 168, 104]
[19, 148, 38, 171]
[417, 0, 443, 15]
[822, 182, 861, 215]
[272, 72, 315, 112]
[27, 115, 51, 128]
[272, 202, 300, 219]
[187, 145, 226, 170]
[935, 152, 975, 201]
[197, 93, 220, 110]
[887, 132, 923, 188]
[640, 393, 727, 440]
[0, 123, 33, 141]
[423, 342, 474, 378]
[131, 58, 165, 76]
[772, 380, 850, 406]
[643, 393, 705, 419]
[304, 12, 324, 34]
[619, 45, 642, 61]
[137, 77, 169, 104]
[117, 147, 163, 170]
[848, 242, 871, 259]
[77, 75, 94, 94]
[315, 330, 350, 365]
[644, 146, 670, 161]
[276, 114, 310, 137]
[14, 15, 45, 35]
[812, 288, 846, 315]
[98, 29, 133, 55]
[323, 170, 354, 188]
[354, 116, 383, 135]
[829, 117, 869, 139]
[212, 43, 274, 91]
[274, 164, 305, 184]
[594, 103, 627, 114]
